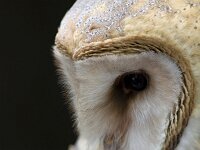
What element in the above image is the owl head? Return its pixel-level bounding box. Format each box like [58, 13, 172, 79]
[54, 1, 200, 150]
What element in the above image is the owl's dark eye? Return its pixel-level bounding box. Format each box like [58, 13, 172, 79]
[115, 70, 149, 94]
[123, 71, 149, 91]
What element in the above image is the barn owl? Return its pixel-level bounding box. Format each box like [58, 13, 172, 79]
[53, 0, 200, 150]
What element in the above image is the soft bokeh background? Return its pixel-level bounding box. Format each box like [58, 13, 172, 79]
[0, 0, 77, 149]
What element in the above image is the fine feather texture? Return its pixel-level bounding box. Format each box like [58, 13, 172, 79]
[54, 48, 191, 150]
[56, 0, 199, 57]
[54, 0, 200, 149]
[176, 107, 200, 150]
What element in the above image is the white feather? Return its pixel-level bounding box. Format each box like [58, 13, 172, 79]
[54, 48, 190, 150]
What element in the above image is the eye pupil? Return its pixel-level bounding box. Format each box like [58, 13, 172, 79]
[123, 71, 149, 91]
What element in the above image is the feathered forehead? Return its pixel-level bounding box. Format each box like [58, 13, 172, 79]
[55, 0, 200, 57]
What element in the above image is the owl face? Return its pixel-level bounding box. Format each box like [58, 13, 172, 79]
[54, 0, 200, 150]
[54, 48, 183, 149]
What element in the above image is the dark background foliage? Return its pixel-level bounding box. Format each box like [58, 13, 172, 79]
[0, 0, 77, 149]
